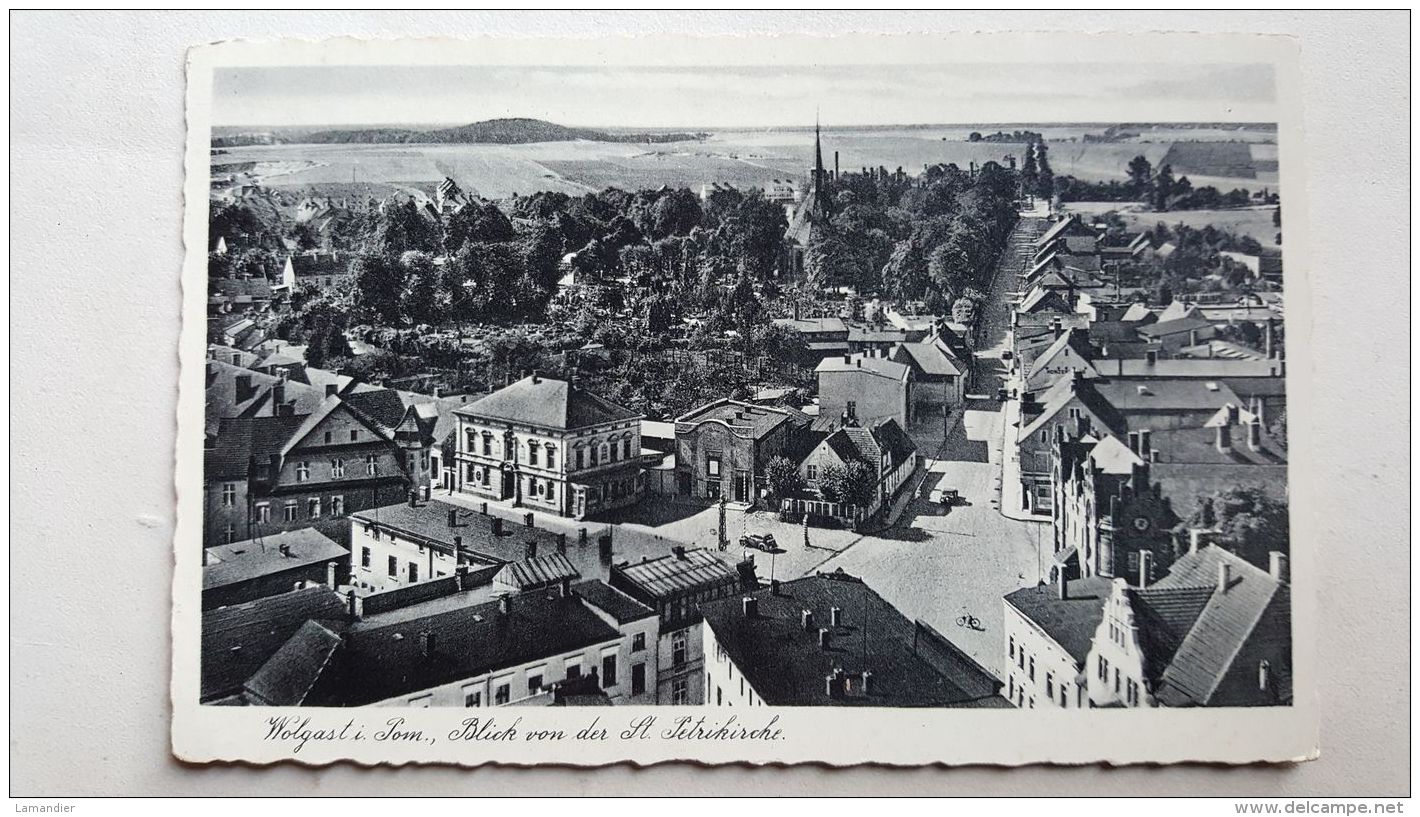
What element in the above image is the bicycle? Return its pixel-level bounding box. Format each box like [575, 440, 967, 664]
[956, 614, 982, 630]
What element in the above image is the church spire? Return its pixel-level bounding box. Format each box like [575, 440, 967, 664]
[814, 113, 825, 188]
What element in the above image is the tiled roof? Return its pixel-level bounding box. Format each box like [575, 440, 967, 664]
[772, 317, 847, 335]
[303, 587, 621, 706]
[701, 571, 1002, 707]
[1147, 546, 1286, 706]
[455, 375, 639, 430]
[1092, 358, 1285, 379]
[200, 586, 347, 701]
[242, 619, 343, 706]
[890, 339, 962, 378]
[847, 326, 909, 343]
[1130, 585, 1214, 686]
[1019, 375, 1127, 442]
[204, 413, 308, 482]
[1137, 315, 1214, 339]
[1091, 378, 1241, 413]
[871, 418, 918, 464]
[1005, 577, 1114, 665]
[614, 548, 739, 599]
[203, 528, 349, 591]
[1120, 302, 1156, 323]
[823, 426, 879, 465]
[349, 499, 565, 568]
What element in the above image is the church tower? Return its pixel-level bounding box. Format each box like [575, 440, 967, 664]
[809, 117, 830, 217]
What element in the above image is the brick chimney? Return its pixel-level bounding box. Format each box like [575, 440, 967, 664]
[742, 596, 758, 618]
[1139, 429, 1152, 460]
[1247, 419, 1263, 451]
[801, 609, 815, 631]
[1217, 561, 1232, 593]
[1269, 551, 1289, 584]
[1138, 550, 1153, 587]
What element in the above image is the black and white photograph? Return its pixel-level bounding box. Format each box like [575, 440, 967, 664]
[164, 31, 1325, 767]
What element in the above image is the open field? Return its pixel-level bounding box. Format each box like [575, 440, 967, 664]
[213, 125, 1280, 199]
[1060, 203, 1282, 248]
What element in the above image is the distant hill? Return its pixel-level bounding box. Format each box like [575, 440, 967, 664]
[212, 118, 706, 147]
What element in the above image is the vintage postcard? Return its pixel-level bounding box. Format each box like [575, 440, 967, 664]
[174, 31, 1318, 766]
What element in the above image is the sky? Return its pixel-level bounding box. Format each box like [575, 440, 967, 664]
[212, 62, 1277, 130]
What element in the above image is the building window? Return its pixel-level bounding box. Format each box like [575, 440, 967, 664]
[330, 458, 345, 478]
[672, 630, 687, 667]
[221, 483, 236, 507]
[408, 562, 419, 583]
[256, 503, 270, 523]
[528, 441, 539, 466]
[330, 495, 344, 516]
[466, 462, 477, 483]
[282, 501, 297, 522]
[421, 451, 429, 470]
[387, 555, 398, 578]
[465, 429, 476, 453]
[224, 523, 236, 544]
[631, 662, 646, 696]
[545, 445, 556, 468]
[350, 429, 358, 442]
[602, 654, 618, 688]
[463, 685, 481, 707]
[622, 439, 632, 460]
[494, 683, 510, 705]
[528, 673, 543, 696]
[324, 431, 333, 445]
[295, 462, 310, 482]
[1098, 656, 1108, 680]
[361, 547, 371, 569]
[632, 632, 646, 652]
[1009, 636, 1015, 660]
[671, 678, 688, 705]
[482, 432, 493, 456]
[575, 447, 585, 470]
[806, 464, 817, 481]
[590, 444, 600, 466]
[1028, 657, 1035, 682]
[366, 455, 378, 476]
[1046, 674, 1054, 698]
[307, 497, 321, 519]
[707, 456, 721, 477]
[566, 661, 582, 681]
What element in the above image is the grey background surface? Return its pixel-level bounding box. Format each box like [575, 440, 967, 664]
[9, 10, 1410, 797]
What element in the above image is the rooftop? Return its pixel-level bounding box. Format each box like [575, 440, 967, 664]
[815, 353, 911, 382]
[701, 570, 1002, 707]
[1004, 577, 1115, 665]
[350, 499, 565, 567]
[201, 586, 347, 701]
[203, 528, 349, 591]
[455, 375, 639, 431]
[613, 547, 741, 599]
[1091, 378, 1242, 413]
[674, 399, 800, 440]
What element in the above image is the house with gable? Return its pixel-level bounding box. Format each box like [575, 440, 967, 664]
[795, 417, 919, 519]
[1016, 372, 1126, 515]
[890, 336, 965, 414]
[815, 351, 914, 430]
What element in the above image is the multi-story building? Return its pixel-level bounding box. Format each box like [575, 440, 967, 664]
[202, 527, 349, 611]
[795, 417, 918, 518]
[1001, 576, 1113, 709]
[609, 546, 755, 705]
[203, 392, 432, 547]
[815, 351, 913, 430]
[201, 575, 659, 707]
[889, 336, 965, 416]
[673, 399, 808, 504]
[452, 373, 644, 519]
[700, 570, 1005, 707]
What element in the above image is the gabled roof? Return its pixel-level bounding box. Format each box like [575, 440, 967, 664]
[242, 620, 343, 706]
[1019, 374, 1127, 442]
[890, 339, 963, 378]
[871, 418, 918, 464]
[1091, 378, 1241, 414]
[1157, 301, 1203, 323]
[1017, 286, 1074, 315]
[1030, 328, 1095, 374]
[1035, 214, 1085, 249]
[280, 395, 395, 458]
[204, 413, 309, 482]
[1087, 434, 1144, 475]
[823, 425, 880, 466]
[201, 586, 348, 701]
[455, 375, 639, 430]
[1146, 546, 1287, 706]
[815, 353, 911, 382]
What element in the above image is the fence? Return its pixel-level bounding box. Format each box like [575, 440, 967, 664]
[778, 497, 868, 528]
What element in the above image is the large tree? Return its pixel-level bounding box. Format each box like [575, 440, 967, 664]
[1192, 486, 1290, 568]
[1127, 155, 1154, 198]
[819, 460, 878, 508]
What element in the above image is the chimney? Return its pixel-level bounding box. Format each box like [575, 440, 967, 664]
[742, 596, 758, 618]
[1138, 550, 1153, 587]
[770, 579, 781, 596]
[1264, 319, 1276, 358]
[860, 670, 873, 695]
[408, 489, 418, 508]
[1269, 551, 1289, 584]
[1251, 395, 1266, 426]
[1127, 431, 1141, 455]
[1215, 423, 1233, 453]
[271, 379, 285, 412]
[801, 609, 815, 631]
[346, 590, 363, 621]
[326, 560, 337, 588]
[454, 563, 469, 591]
[1188, 329, 1199, 347]
[235, 374, 253, 402]
[830, 606, 843, 627]
[843, 353, 851, 364]
[525, 540, 537, 561]
[491, 517, 504, 536]
[524, 512, 534, 528]
[1139, 429, 1152, 460]
[447, 508, 458, 528]
[557, 532, 567, 554]
[672, 545, 686, 560]
[1247, 420, 1263, 451]
[277, 543, 292, 558]
[479, 502, 488, 515]
[498, 594, 512, 616]
[1058, 576, 1069, 600]
[1052, 318, 1063, 340]
[1217, 561, 1232, 593]
[325, 384, 338, 397]
[1188, 528, 1206, 553]
[419, 630, 436, 657]
[1146, 349, 1158, 365]
[579, 527, 588, 544]
[818, 628, 831, 650]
